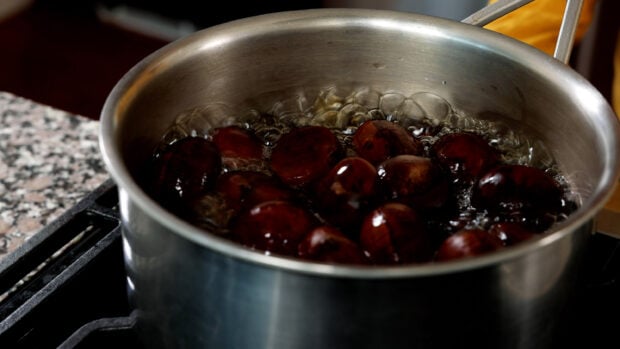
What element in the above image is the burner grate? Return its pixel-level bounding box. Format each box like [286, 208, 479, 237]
[0, 179, 131, 348]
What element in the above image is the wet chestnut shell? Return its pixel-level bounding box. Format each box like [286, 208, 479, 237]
[432, 132, 501, 183]
[211, 125, 264, 159]
[377, 155, 450, 209]
[489, 222, 536, 246]
[270, 126, 344, 188]
[215, 170, 295, 212]
[435, 229, 504, 261]
[149, 137, 222, 207]
[298, 226, 368, 265]
[313, 156, 378, 233]
[352, 119, 423, 165]
[231, 200, 317, 257]
[472, 164, 564, 230]
[359, 202, 433, 264]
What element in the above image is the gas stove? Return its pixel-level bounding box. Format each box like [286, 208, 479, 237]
[0, 179, 619, 348]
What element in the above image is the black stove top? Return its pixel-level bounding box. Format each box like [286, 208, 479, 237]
[1, 179, 619, 349]
[0, 179, 139, 348]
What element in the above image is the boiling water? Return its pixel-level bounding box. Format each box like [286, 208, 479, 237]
[162, 87, 561, 176]
[156, 87, 576, 234]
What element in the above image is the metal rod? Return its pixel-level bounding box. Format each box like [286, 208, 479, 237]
[461, 0, 534, 27]
[554, 0, 584, 64]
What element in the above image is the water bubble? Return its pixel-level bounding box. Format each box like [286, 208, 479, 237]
[352, 89, 381, 109]
[158, 126, 189, 149]
[269, 93, 310, 119]
[394, 98, 425, 126]
[310, 110, 340, 128]
[178, 105, 233, 137]
[410, 92, 451, 123]
[313, 87, 344, 115]
[237, 108, 262, 126]
[379, 92, 406, 117]
[162, 86, 559, 178]
[335, 103, 368, 128]
[529, 139, 555, 168]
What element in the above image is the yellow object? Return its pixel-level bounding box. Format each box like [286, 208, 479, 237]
[614, 34, 620, 114]
[485, 0, 618, 115]
[484, 0, 620, 212]
[484, 0, 596, 56]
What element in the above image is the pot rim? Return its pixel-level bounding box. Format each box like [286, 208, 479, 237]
[99, 8, 620, 279]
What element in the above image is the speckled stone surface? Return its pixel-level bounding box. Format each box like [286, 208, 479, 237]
[0, 91, 109, 261]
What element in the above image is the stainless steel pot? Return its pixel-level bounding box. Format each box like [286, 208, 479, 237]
[99, 7, 620, 349]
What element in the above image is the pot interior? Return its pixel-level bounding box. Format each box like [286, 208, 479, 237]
[101, 8, 620, 270]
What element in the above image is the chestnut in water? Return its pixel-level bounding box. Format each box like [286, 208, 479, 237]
[211, 125, 264, 160]
[147, 112, 578, 266]
[472, 164, 564, 231]
[313, 156, 378, 234]
[270, 126, 343, 188]
[431, 132, 501, 184]
[377, 155, 449, 209]
[232, 200, 317, 257]
[215, 170, 294, 213]
[352, 119, 423, 165]
[149, 137, 222, 207]
[435, 228, 504, 261]
[298, 226, 368, 265]
[359, 203, 433, 264]
[489, 222, 536, 246]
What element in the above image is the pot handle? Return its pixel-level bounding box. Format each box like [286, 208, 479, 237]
[461, 0, 584, 64]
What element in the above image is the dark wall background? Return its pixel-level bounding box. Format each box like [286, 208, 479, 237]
[0, 0, 324, 119]
[0, 0, 616, 120]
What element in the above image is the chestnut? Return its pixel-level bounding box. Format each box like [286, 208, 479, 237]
[231, 200, 317, 257]
[489, 222, 536, 246]
[431, 132, 501, 184]
[359, 203, 433, 264]
[313, 156, 378, 234]
[352, 119, 423, 165]
[270, 126, 343, 188]
[211, 125, 264, 160]
[215, 170, 294, 213]
[298, 226, 368, 265]
[149, 137, 222, 208]
[472, 164, 564, 231]
[435, 229, 503, 261]
[377, 155, 450, 209]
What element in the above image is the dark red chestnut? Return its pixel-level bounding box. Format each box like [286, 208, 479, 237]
[232, 200, 317, 257]
[314, 157, 378, 233]
[211, 125, 264, 160]
[149, 137, 222, 207]
[270, 126, 343, 188]
[359, 203, 433, 264]
[472, 164, 565, 231]
[298, 226, 368, 265]
[435, 228, 504, 261]
[377, 155, 449, 209]
[432, 132, 501, 183]
[215, 170, 294, 212]
[352, 119, 423, 165]
[489, 222, 536, 246]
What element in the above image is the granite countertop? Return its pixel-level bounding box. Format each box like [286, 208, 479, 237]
[0, 91, 110, 262]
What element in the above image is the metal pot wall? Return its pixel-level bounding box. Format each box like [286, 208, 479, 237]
[99, 8, 620, 349]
